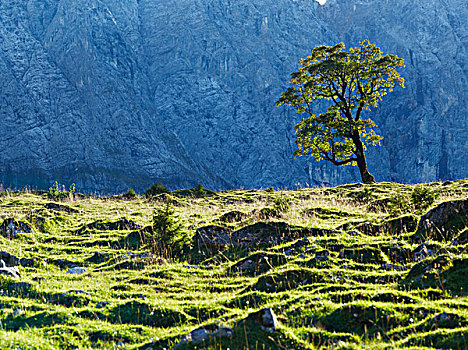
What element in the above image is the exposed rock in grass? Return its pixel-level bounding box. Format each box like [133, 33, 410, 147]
[75, 218, 141, 235]
[381, 263, 407, 271]
[231, 252, 287, 276]
[66, 267, 86, 274]
[232, 222, 321, 247]
[401, 255, 468, 295]
[0, 218, 34, 238]
[195, 222, 332, 252]
[193, 225, 232, 250]
[175, 324, 234, 348]
[0, 263, 20, 279]
[44, 203, 78, 214]
[414, 199, 468, 241]
[0, 251, 20, 266]
[339, 247, 388, 264]
[413, 243, 438, 262]
[354, 214, 418, 236]
[247, 308, 278, 331]
[218, 210, 249, 223]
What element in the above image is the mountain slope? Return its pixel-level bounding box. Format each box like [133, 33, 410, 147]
[0, 0, 466, 191]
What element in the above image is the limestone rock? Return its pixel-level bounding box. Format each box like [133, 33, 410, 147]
[248, 308, 279, 331]
[0, 219, 34, 238]
[415, 199, 468, 241]
[193, 226, 232, 249]
[175, 325, 233, 348]
[0, 260, 20, 279]
[66, 267, 87, 274]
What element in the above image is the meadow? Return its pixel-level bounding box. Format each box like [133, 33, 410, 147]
[0, 180, 467, 349]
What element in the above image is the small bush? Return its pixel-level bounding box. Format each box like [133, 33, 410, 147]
[48, 181, 59, 198]
[145, 182, 169, 198]
[172, 183, 216, 198]
[124, 188, 137, 199]
[148, 201, 185, 257]
[387, 190, 411, 216]
[353, 186, 375, 203]
[411, 185, 439, 213]
[273, 194, 291, 213]
[48, 181, 75, 200]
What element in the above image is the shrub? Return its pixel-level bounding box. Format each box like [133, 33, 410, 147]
[48, 181, 59, 198]
[411, 185, 439, 213]
[387, 190, 411, 216]
[273, 194, 291, 214]
[145, 182, 170, 197]
[124, 188, 137, 199]
[353, 186, 375, 203]
[148, 201, 185, 257]
[172, 183, 216, 198]
[48, 181, 75, 200]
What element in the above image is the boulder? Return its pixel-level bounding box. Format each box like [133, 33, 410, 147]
[355, 215, 418, 236]
[231, 222, 314, 247]
[248, 308, 279, 331]
[414, 199, 468, 241]
[0, 251, 20, 266]
[45, 203, 78, 214]
[0, 260, 20, 279]
[218, 210, 249, 223]
[75, 218, 141, 235]
[66, 267, 87, 274]
[193, 225, 232, 249]
[175, 324, 233, 348]
[0, 219, 34, 238]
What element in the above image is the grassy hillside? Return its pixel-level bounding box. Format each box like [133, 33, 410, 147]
[0, 180, 467, 349]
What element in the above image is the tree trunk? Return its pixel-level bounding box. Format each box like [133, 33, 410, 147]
[352, 132, 376, 184]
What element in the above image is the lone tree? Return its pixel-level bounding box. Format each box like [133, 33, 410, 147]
[277, 41, 404, 184]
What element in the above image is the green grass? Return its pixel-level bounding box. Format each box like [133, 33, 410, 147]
[0, 180, 467, 349]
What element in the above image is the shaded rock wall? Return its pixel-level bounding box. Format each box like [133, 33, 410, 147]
[0, 0, 466, 192]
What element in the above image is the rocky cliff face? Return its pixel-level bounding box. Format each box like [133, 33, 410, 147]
[0, 0, 466, 192]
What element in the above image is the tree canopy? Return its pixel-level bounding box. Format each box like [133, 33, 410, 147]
[277, 40, 405, 184]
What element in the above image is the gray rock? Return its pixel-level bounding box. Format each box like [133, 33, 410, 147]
[381, 263, 407, 271]
[20, 258, 38, 267]
[96, 301, 111, 308]
[63, 290, 91, 296]
[175, 325, 233, 348]
[193, 226, 232, 249]
[213, 326, 234, 338]
[0, 252, 20, 266]
[0, 219, 34, 238]
[0, 260, 20, 278]
[433, 311, 448, 322]
[415, 199, 468, 241]
[66, 267, 87, 274]
[249, 308, 279, 331]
